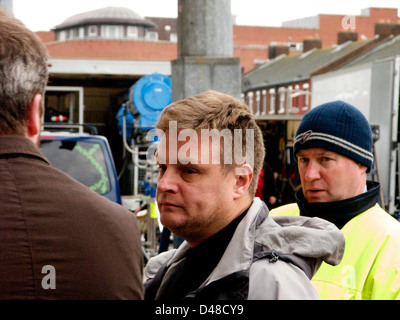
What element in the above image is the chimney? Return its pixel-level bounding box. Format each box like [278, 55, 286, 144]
[268, 45, 289, 59]
[375, 23, 400, 39]
[303, 39, 322, 52]
[338, 31, 358, 44]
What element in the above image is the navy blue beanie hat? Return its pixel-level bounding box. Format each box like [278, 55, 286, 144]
[294, 100, 374, 172]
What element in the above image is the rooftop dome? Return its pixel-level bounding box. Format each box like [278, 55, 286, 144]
[55, 6, 156, 29]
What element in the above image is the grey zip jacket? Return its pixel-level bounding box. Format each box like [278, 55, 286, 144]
[145, 198, 345, 300]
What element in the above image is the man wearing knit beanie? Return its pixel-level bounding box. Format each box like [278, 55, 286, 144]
[271, 100, 400, 300]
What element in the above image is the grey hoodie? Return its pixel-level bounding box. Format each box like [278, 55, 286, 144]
[145, 198, 345, 300]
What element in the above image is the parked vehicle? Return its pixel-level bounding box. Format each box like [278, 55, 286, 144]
[40, 131, 122, 204]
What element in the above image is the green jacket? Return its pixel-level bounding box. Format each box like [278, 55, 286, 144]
[270, 182, 400, 300]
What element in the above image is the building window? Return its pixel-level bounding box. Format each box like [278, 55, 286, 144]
[102, 25, 123, 39]
[88, 25, 98, 37]
[58, 30, 66, 41]
[79, 27, 85, 39]
[67, 29, 74, 40]
[70, 28, 80, 39]
[287, 42, 303, 51]
[170, 32, 178, 43]
[145, 31, 158, 41]
[127, 26, 138, 38]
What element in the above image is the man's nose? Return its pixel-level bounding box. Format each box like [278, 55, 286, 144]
[157, 167, 178, 193]
[304, 160, 321, 181]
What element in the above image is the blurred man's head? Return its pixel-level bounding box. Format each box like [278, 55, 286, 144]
[0, 10, 48, 145]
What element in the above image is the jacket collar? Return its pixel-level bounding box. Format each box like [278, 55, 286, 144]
[0, 136, 49, 165]
[295, 181, 381, 229]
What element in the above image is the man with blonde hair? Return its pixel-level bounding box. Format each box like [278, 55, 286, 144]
[144, 90, 345, 300]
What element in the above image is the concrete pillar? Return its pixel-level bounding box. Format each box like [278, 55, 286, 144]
[172, 0, 241, 101]
[178, 0, 233, 57]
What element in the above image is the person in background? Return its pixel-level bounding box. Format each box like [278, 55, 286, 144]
[144, 90, 345, 300]
[0, 10, 144, 299]
[271, 100, 400, 300]
[255, 159, 278, 209]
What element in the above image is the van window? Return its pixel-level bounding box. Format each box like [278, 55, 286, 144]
[41, 140, 111, 195]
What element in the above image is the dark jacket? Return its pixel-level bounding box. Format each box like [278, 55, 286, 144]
[0, 136, 144, 299]
[144, 198, 345, 300]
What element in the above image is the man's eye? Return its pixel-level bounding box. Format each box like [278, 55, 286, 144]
[158, 165, 166, 172]
[183, 168, 197, 175]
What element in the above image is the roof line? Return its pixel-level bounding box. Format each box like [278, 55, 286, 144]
[311, 36, 384, 76]
[245, 53, 287, 76]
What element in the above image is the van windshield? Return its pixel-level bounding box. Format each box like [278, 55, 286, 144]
[40, 140, 111, 195]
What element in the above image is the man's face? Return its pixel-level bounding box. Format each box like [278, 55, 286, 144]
[296, 148, 367, 203]
[156, 131, 239, 246]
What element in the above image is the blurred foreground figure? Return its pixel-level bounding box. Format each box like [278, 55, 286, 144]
[0, 10, 144, 299]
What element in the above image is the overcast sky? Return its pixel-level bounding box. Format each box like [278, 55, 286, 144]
[11, 0, 400, 32]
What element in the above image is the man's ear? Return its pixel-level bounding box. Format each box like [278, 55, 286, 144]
[233, 164, 253, 200]
[26, 94, 42, 143]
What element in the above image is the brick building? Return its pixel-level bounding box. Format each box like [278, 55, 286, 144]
[35, 5, 399, 130]
[37, 6, 399, 74]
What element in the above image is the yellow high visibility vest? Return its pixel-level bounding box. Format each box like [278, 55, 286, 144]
[270, 203, 400, 300]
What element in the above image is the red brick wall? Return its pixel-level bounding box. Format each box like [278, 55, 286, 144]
[46, 39, 177, 61]
[36, 31, 56, 43]
[319, 8, 400, 47]
[233, 25, 320, 45]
